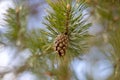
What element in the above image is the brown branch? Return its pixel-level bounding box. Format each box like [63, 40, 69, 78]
[65, 4, 71, 35]
[16, 7, 21, 29]
[15, 7, 24, 48]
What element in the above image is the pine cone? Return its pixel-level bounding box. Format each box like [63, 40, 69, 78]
[54, 34, 69, 57]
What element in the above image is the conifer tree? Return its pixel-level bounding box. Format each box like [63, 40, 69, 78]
[0, 0, 91, 79]
[0, 0, 120, 80]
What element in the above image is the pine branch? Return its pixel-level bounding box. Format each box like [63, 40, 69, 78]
[44, 0, 91, 58]
[65, 4, 71, 35]
[0, 0, 92, 79]
[109, 27, 120, 79]
[33, 0, 92, 79]
[3, 3, 28, 47]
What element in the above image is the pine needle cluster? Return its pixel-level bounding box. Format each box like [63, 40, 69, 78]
[3, 4, 28, 47]
[44, 0, 91, 58]
[0, 0, 92, 79]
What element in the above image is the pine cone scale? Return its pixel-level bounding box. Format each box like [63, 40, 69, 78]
[54, 34, 68, 57]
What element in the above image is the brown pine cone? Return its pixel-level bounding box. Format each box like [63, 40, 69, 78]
[54, 34, 69, 57]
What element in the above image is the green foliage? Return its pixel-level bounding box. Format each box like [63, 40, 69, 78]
[0, 0, 92, 80]
[0, 0, 120, 80]
[44, 0, 91, 58]
[24, 29, 55, 57]
[3, 5, 28, 46]
[108, 27, 120, 80]
[25, 0, 92, 79]
[109, 29, 120, 58]
[4, 8, 19, 41]
[87, 0, 120, 31]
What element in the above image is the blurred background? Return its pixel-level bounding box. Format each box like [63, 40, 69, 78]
[0, 0, 120, 80]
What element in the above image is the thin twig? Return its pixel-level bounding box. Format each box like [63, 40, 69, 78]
[65, 4, 71, 35]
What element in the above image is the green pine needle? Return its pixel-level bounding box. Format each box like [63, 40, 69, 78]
[3, 5, 28, 44]
[44, 0, 91, 58]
